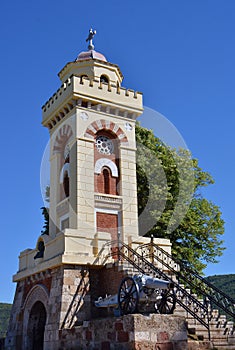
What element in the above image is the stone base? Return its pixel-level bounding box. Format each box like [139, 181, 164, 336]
[57, 314, 188, 350]
[188, 340, 213, 350]
[5, 262, 129, 350]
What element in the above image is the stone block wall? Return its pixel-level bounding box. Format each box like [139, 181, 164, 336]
[58, 314, 188, 350]
[8, 262, 197, 349]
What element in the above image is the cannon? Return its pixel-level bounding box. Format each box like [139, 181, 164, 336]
[95, 274, 176, 316]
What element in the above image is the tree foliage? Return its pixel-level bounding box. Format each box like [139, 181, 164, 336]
[41, 207, 49, 235]
[41, 185, 50, 235]
[0, 303, 11, 338]
[136, 124, 225, 274]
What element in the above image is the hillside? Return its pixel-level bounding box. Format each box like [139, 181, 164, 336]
[206, 274, 235, 300]
[0, 303, 11, 338]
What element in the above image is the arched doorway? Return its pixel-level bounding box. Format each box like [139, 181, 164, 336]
[27, 301, 47, 350]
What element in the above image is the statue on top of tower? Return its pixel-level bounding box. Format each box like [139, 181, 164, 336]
[86, 28, 96, 50]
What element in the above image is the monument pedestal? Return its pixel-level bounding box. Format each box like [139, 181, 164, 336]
[57, 314, 188, 350]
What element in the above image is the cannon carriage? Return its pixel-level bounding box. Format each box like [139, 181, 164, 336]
[95, 274, 176, 316]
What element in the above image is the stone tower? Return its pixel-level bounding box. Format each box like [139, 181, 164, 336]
[43, 37, 143, 256]
[5, 31, 171, 350]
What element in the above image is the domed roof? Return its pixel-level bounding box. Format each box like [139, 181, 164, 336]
[75, 49, 107, 62]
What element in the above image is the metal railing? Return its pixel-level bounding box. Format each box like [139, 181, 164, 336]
[98, 240, 235, 339]
[137, 241, 235, 321]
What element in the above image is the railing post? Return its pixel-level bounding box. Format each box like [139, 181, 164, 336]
[128, 236, 132, 262]
[205, 297, 211, 341]
[150, 234, 154, 264]
[93, 232, 98, 257]
[118, 230, 121, 261]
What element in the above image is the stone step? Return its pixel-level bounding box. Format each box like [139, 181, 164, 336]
[107, 258, 235, 349]
[173, 281, 235, 349]
[188, 339, 213, 350]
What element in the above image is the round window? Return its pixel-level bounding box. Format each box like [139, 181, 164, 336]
[96, 136, 114, 155]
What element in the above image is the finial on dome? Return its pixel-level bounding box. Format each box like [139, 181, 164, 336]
[75, 28, 107, 62]
[86, 28, 96, 50]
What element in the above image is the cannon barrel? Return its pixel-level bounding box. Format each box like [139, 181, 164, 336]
[137, 274, 173, 290]
[94, 294, 118, 308]
[94, 275, 176, 316]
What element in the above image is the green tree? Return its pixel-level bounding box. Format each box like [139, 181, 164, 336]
[41, 185, 50, 235]
[136, 124, 225, 274]
[0, 303, 12, 338]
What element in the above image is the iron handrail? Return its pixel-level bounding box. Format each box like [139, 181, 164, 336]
[138, 242, 235, 320]
[100, 240, 211, 330]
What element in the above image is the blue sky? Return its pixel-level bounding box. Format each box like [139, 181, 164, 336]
[1, 0, 235, 303]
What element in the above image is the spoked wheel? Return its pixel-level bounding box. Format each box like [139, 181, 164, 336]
[118, 277, 139, 315]
[157, 288, 176, 314]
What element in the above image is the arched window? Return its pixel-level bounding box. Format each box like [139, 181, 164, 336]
[60, 163, 70, 199]
[103, 168, 110, 194]
[94, 130, 120, 195]
[63, 171, 70, 198]
[100, 75, 109, 84]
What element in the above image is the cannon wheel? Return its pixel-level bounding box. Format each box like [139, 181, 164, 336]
[157, 288, 176, 314]
[118, 276, 139, 315]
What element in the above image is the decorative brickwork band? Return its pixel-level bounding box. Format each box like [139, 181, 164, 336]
[84, 119, 128, 144]
[95, 158, 118, 177]
[53, 124, 73, 154]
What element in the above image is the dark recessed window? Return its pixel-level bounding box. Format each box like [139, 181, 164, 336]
[63, 171, 70, 197]
[100, 75, 109, 84]
[103, 168, 110, 194]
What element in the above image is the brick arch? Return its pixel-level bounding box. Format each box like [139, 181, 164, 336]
[22, 284, 49, 349]
[53, 124, 73, 154]
[95, 158, 118, 177]
[84, 119, 128, 144]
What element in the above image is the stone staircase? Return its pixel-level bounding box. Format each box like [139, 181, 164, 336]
[118, 263, 235, 348]
[134, 241, 235, 349]
[98, 240, 235, 349]
[174, 288, 235, 349]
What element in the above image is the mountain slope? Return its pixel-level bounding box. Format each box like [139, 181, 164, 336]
[206, 274, 235, 300]
[0, 303, 11, 338]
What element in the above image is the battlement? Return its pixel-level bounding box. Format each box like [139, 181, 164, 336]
[42, 76, 143, 128]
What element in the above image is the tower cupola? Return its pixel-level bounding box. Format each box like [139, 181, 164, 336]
[58, 28, 123, 86]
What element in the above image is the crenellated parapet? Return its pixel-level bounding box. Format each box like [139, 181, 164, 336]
[42, 75, 143, 130]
